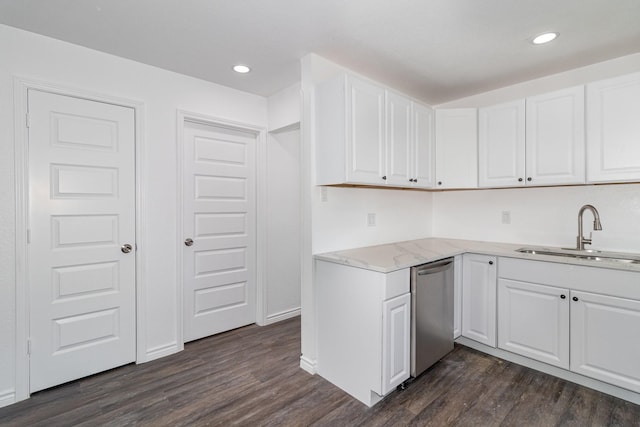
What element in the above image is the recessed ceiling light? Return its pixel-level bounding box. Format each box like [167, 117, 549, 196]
[532, 32, 558, 45]
[233, 64, 251, 74]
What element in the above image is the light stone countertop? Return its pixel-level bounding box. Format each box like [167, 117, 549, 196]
[314, 237, 640, 274]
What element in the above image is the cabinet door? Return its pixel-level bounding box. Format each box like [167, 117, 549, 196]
[381, 293, 411, 395]
[462, 254, 496, 347]
[412, 103, 435, 188]
[525, 86, 585, 186]
[386, 91, 412, 186]
[497, 279, 569, 369]
[435, 109, 478, 189]
[453, 255, 462, 339]
[478, 100, 525, 188]
[570, 291, 640, 393]
[346, 76, 386, 184]
[586, 72, 640, 183]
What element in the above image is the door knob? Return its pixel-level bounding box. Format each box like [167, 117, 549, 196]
[184, 238, 194, 247]
[121, 244, 133, 254]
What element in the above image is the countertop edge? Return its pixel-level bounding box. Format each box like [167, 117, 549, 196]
[313, 238, 640, 274]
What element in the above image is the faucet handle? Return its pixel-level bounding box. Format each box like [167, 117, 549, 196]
[585, 232, 593, 245]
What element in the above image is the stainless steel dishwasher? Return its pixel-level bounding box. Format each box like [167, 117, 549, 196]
[410, 258, 454, 378]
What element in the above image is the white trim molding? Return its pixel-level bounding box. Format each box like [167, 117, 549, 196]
[12, 77, 147, 402]
[0, 389, 16, 409]
[265, 308, 301, 325]
[300, 355, 317, 375]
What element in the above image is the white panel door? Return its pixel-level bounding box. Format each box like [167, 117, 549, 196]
[586, 72, 640, 183]
[346, 76, 386, 185]
[570, 291, 640, 393]
[461, 254, 496, 347]
[381, 293, 410, 395]
[497, 279, 569, 369]
[183, 121, 256, 342]
[525, 86, 585, 186]
[28, 90, 136, 392]
[385, 91, 412, 186]
[478, 100, 526, 188]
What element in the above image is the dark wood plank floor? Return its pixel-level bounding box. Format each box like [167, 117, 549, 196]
[1, 316, 639, 426]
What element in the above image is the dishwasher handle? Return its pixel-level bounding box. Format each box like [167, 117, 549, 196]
[416, 258, 453, 275]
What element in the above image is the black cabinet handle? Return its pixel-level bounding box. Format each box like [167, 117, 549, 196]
[437, 181, 442, 186]
[518, 178, 523, 182]
[572, 296, 579, 302]
[382, 176, 387, 180]
[560, 294, 566, 299]
[527, 177, 532, 182]
[488, 260, 494, 265]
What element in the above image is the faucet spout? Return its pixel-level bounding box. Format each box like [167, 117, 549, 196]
[577, 204, 603, 250]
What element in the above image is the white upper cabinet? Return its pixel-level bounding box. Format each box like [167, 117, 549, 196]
[412, 103, 435, 188]
[347, 76, 386, 184]
[478, 100, 526, 187]
[315, 73, 434, 188]
[480, 87, 585, 188]
[315, 74, 385, 186]
[586, 72, 640, 183]
[435, 108, 478, 189]
[525, 86, 585, 186]
[386, 91, 412, 186]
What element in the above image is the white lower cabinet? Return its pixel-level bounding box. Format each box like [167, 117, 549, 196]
[462, 254, 497, 346]
[497, 257, 640, 395]
[497, 279, 569, 369]
[570, 290, 640, 393]
[315, 260, 410, 407]
[382, 293, 411, 394]
[453, 255, 462, 339]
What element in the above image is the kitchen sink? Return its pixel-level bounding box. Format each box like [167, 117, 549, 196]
[515, 247, 640, 265]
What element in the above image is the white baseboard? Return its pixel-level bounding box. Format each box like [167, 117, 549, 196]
[456, 337, 640, 406]
[0, 389, 16, 408]
[142, 341, 182, 363]
[263, 308, 301, 325]
[300, 355, 317, 375]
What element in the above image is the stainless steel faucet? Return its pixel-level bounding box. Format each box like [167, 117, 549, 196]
[577, 204, 602, 250]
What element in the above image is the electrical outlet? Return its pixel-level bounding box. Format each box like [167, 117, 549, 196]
[367, 213, 376, 227]
[501, 211, 511, 224]
[320, 186, 328, 202]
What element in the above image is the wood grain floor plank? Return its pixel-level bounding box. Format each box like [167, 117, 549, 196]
[1, 316, 639, 426]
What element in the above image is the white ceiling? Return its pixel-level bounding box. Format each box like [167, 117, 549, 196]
[1, 0, 640, 103]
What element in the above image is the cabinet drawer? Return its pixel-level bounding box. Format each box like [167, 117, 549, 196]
[499, 257, 640, 299]
[385, 268, 410, 300]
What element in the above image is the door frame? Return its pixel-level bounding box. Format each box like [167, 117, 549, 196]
[176, 110, 267, 344]
[13, 77, 147, 402]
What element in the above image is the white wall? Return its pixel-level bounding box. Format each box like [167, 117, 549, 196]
[266, 128, 302, 322]
[0, 24, 267, 405]
[313, 186, 433, 253]
[437, 53, 640, 108]
[433, 184, 640, 252]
